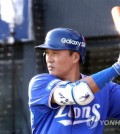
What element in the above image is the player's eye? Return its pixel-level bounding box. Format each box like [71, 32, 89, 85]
[53, 50, 59, 54]
[53, 52, 58, 54]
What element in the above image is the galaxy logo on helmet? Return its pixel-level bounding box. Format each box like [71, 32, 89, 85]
[61, 38, 85, 47]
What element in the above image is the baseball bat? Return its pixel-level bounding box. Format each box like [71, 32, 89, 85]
[111, 6, 120, 34]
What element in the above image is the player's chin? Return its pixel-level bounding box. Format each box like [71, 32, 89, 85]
[48, 70, 59, 77]
[48, 70, 55, 75]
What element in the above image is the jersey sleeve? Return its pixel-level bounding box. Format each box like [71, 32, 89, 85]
[28, 73, 62, 109]
[107, 82, 120, 119]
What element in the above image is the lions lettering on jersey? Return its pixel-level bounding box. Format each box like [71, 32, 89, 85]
[55, 104, 100, 126]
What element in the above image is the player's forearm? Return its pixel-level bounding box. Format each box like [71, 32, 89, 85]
[83, 61, 120, 93]
[52, 61, 120, 106]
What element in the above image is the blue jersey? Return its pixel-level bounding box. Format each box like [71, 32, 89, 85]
[28, 73, 120, 134]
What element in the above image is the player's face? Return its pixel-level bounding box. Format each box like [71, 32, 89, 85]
[45, 49, 78, 79]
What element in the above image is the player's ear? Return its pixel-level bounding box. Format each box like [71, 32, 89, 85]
[72, 52, 80, 63]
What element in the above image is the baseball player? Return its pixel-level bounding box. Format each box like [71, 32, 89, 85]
[28, 28, 120, 134]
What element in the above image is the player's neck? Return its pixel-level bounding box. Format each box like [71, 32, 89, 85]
[60, 66, 81, 82]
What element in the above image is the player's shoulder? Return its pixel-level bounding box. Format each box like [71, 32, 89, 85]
[100, 81, 120, 95]
[29, 73, 60, 87]
[31, 73, 58, 81]
[108, 81, 120, 91]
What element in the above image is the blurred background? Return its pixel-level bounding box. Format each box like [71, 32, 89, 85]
[0, 0, 120, 134]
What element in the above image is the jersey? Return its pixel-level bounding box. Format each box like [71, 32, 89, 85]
[28, 73, 120, 134]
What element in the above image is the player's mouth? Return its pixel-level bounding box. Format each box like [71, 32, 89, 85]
[47, 65, 54, 71]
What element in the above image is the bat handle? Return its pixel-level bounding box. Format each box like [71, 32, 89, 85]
[111, 6, 120, 34]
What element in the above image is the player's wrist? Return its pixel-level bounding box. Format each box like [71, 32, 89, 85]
[112, 62, 120, 75]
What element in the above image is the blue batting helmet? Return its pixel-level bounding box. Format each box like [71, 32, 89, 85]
[35, 28, 86, 63]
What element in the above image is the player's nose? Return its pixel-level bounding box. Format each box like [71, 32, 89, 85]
[46, 53, 54, 63]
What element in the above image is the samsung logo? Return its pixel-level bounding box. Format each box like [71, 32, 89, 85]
[61, 38, 85, 47]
